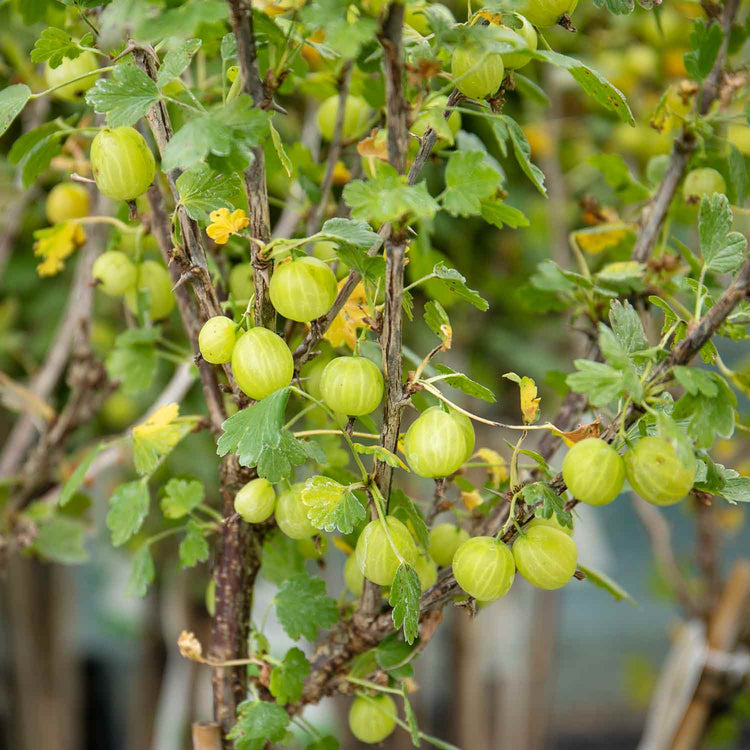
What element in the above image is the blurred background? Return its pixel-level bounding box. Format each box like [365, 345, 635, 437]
[1, 0, 749, 748]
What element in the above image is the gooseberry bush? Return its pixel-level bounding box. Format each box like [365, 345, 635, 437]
[1, 0, 749, 748]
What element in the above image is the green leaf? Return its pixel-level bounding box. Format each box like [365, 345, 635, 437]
[442, 150, 501, 217]
[106, 479, 150, 547]
[375, 633, 414, 677]
[300, 0, 377, 58]
[672, 372, 736, 449]
[269, 647, 310, 705]
[577, 563, 637, 605]
[479, 198, 529, 229]
[728, 144, 747, 206]
[684, 20, 723, 82]
[31, 27, 83, 68]
[343, 165, 440, 226]
[352, 442, 409, 470]
[672, 366, 719, 398]
[217, 388, 320, 482]
[307, 737, 339, 750]
[157, 38, 202, 87]
[389, 489, 429, 550]
[424, 299, 451, 343]
[161, 95, 270, 172]
[0, 84, 31, 137]
[567, 359, 625, 406]
[85, 64, 160, 127]
[494, 116, 546, 195]
[227, 700, 290, 750]
[176, 164, 242, 221]
[301, 475, 366, 534]
[698, 194, 746, 274]
[127, 545, 155, 597]
[59, 442, 106, 506]
[531, 50, 634, 126]
[720, 476, 750, 503]
[179, 520, 209, 568]
[269, 120, 292, 177]
[9, 120, 62, 165]
[592, 0, 634, 15]
[106, 328, 157, 394]
[335, 243, 385, 284]
[389, 563, 421, 644]
[275, 572, 339, 641]
[33, 516, 88, 564]
[588, 153, 650, 202]
[609, 299, 649, 354]
[433, 263, 489, 311]
[21, 136, 62, 188]
[221, 32, 237, 61]
[433, 364, 496, 403]
[320, 217, 382, 248]
[135, 0, 228, 44]
[523, 482, 573, 529]
[160, 478, 205, 519]
[512, 71, 551, 106]
[261, 530, 305, 585]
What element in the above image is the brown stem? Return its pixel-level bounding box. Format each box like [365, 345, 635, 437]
[306, 61, 353, 235]
[380, 2, 408, 174]
[226, 0, 274, 328]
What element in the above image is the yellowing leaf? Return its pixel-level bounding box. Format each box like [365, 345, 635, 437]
[551, 418, 601, 447]
[503, 372, 540, 424]
[132, 402, 201, 475]
[323, 281, 371, 349]
[572, 225, 633, 255]
[332, 537, 354, 555]
[206, 208, 249, 245]
[332, 160, 351, 185]
[34, 221, 86, 276]
[520, 378, 540, 424]
[476, 447, 508, 485]
[461, 489, 484, 510]
[0, 371, 55, 424]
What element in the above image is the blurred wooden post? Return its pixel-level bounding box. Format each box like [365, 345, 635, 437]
[671, 561, 750, 750]
[192, 722, 222, 750]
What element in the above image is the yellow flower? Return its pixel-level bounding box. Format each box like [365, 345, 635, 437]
[34, 221, 86, 277]
[206, 208, 249, 245]
[324, 281, 371, 350]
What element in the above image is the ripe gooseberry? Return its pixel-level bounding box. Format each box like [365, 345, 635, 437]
[428, 523, 470, 567]
[682, 168, 726, 202]
[527, 516, 573, 536]
[517, 0, 579, 27]
[624, 436, 696, 506]
[275, 482, 318, 539]
[501, 14, 538, 70]
[345, 552, 364, 596]
[229, 263, 254, 301]
[231, 327, 294, 400]
[355, 517, 418, 586]
[317, 95, 372, 142]
[512, 525, 578, 590]
[92, 250, 137, 297]
[451, 43, 505, 100]
[44, 51, 99, 101]
[90, 126, 156, 202]
[234, 478, 276, 523]
[198, 316, 238, 365]
[46, 183, 90, 224]
[348, 694, 397, 744]
[452, 536, 515, 601]
[561, 437, 625, 506]
[414, 553, 438, 591]
[124, 260, 175, 320]
[403, 406, 475, 478]
[269, 256, 338, 322]
[319, 356, 384, 416]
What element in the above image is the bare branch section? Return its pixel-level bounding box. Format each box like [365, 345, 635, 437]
[306, 61, 353, 235]
[132, 48, 224, 324]
[380, 2, 408, 173]
[226, 0, 275, 328]
[631, 0, 738, 262]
